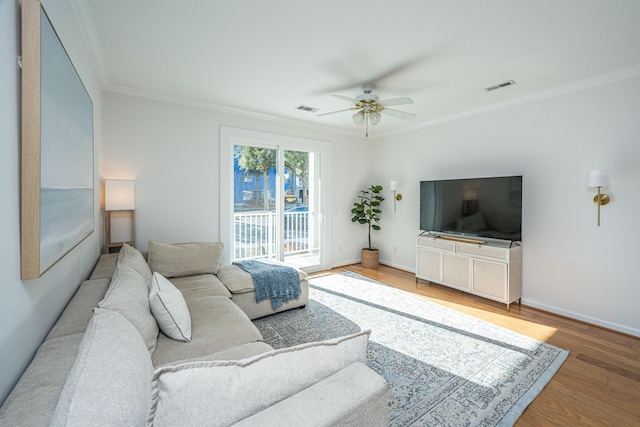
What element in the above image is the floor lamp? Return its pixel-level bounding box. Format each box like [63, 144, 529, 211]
[105, 179, 135, 253]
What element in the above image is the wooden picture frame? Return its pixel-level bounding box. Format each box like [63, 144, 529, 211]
[21, 0, 94, 279]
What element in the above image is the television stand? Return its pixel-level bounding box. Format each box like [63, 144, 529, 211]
[416, 234, 522, 311]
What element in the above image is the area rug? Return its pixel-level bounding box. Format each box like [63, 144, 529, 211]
[253, 272, 568, 427]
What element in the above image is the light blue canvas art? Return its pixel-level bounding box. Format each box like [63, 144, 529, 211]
[38, 8, 94, 273]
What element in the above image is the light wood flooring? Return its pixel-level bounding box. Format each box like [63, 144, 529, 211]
[310, 264, 640, 426]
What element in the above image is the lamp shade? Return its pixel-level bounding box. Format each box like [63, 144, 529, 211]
[105, 179, 135, 211]
[587, 170, 610, 187]
[390, 181, 399, 191]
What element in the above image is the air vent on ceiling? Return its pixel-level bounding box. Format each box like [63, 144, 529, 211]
[295, 105, 319, 113]
[483, 80, 516, 92]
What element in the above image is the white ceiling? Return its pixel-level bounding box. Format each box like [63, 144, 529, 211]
[75, 0, 640, 138]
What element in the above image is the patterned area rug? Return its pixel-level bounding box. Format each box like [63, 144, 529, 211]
[253, 272, 568, 426]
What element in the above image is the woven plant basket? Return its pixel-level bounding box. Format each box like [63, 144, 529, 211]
[361, 248, 379, 269]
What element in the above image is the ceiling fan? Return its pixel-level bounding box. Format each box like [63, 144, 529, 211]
[317, 84, 415, 137]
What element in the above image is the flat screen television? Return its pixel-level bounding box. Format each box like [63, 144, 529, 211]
[419, 175, 522, 242]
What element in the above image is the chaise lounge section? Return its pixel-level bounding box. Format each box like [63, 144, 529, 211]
[217, 262, 309, 320]
[0, 242, 389, 426]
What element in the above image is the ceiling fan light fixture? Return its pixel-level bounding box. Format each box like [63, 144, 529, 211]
[318, 83, 414, 137]
[355, 93, 378, 103]
[352, 110, 365, 125]
[370, 111, 382, 125]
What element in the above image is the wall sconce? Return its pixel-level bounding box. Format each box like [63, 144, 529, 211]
[390, 181, 402, 212]
[587, 170, 610, 226]
[105, 179, 136, 252]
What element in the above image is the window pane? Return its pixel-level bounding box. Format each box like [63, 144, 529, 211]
[233, 145, 277, 260]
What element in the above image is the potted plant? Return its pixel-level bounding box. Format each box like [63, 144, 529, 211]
[351, 184, 384, 268]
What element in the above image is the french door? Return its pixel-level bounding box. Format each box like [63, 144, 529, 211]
[220, 127, 331, 272]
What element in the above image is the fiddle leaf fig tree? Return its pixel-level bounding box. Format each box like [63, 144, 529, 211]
[351, 185, 384, 250]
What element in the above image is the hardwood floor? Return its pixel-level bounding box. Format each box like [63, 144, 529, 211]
[310, 264, 640, 426]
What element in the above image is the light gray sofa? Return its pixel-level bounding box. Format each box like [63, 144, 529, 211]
[0, 242, 389, 426]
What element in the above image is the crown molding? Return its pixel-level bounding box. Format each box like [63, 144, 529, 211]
[107, 62, 640, 141]
[377, 64, 640, 138]
[106, 83, 362, 139]
[69, 0, 109, 89]
[66, 1, 640, 142]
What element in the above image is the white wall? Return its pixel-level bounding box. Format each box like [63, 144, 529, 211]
[371, 76, 640, 336]
[103, 76, 640, 337]
[0, 0, 103, 404]
[103, 92, 371, 263]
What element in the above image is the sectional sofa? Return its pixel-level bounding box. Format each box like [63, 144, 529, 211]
[0, 242, 389, 426]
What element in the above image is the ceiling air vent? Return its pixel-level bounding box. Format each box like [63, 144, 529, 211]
[295, 105, 319, 113]
[483, 80, 516, 92]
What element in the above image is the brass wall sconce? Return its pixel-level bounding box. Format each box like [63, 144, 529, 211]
[390, 181, 402, 212]
[587, 170, 610, 226]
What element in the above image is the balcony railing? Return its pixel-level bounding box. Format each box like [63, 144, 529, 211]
[233, 211, 313, 260]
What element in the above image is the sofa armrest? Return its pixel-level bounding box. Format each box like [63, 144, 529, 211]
[232, 362, 389, 427]
[45, 278, 110, 341]
[0, 334, 84, 427]
[149, 331, 371, 426]
[89, 253, 118, 280]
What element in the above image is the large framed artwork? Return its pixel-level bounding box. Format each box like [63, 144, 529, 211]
[21, 0, 94, 279]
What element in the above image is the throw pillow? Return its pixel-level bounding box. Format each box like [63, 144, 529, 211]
[50, 309, 153, 427]
[149, 272, 192, 342]
[147, 241, 223, 278]
[98, 264, 159, 353]
[148, 330, 370, 426]
[117, 243, 152, 286]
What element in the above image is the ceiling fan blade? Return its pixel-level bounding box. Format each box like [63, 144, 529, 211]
[367, 53, 431, 87]
[378, 97, 414, 107]
[315, 50, 436, 94]
[317, 108, 354, 117]
[331, 94, 356, 104]
[382, 108, 415, 120]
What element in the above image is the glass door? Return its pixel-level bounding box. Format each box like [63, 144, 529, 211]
[282, 149, 319, 269]
[232, 145, 278, 260]
[222, 127, 330, 272]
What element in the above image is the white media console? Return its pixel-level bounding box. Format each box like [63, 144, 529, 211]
[416, 233, 522, 311]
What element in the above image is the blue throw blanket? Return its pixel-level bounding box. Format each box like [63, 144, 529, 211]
[232, 259, 301, 310]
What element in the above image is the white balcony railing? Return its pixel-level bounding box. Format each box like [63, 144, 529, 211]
[233, 211, 314, 261]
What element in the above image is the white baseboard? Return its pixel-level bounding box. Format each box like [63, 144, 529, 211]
[522, 298, 640, 338]
[330, 258, 361, 269]
[327, 260, 639, 338]
[379, 260, 415, 272]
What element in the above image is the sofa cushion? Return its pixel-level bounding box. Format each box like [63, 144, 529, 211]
[233, 362, 389, 427]
[149, 272, 192, 342]
[169, 274, 231, 300]
[155, 342, 274, 368]
[194, 341, 273, 361]
[98, 264, 159, 353]
[50, 309, 153, 427]
[45, 278, 110, 341]
[118, 243, 152, 285]
[148, 330, 370, 426]
[147, 241, 223, 278]
[151, 296, 263, 367]
[0, 334, 84, 427]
